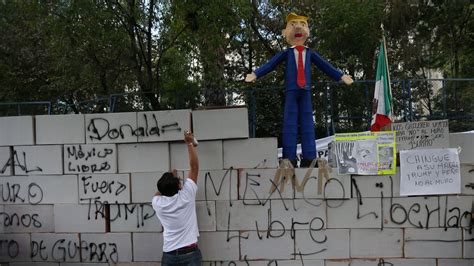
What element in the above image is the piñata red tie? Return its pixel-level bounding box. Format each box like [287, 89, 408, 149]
[295, 46, 306, 88]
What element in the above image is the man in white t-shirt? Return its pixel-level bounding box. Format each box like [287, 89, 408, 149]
[152, 131, 201, 265]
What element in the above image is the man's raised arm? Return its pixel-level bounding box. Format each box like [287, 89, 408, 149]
[184, 131, 199, 183]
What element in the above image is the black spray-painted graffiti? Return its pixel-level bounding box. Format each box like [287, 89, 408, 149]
[80, 240, 118, 263]
[0, 181, 43, 204]
[2, 238, 121, 263]
[239, 169, 346, 209]
[87, 114, 181, 141]
[65, 145, 114, 173]
[204, 169, 235, 215]
[109, 203, 156, 229]
[82, 195, 156, 230]
[31, 239, 79, 262]
[201, 166, 473, 260]
[80, 175, 127, 201]
[0, 239, 20, 259]
[30, 239, 120, 263]
[0, 211, 42, 228]
[1, 149, 42, 175]
[351, 177, 473, 229]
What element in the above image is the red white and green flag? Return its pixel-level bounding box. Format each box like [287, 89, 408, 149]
[371, 40, 393, 131]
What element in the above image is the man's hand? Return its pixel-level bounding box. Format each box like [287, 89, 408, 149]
[184, 130, 194, 144]
[245, 72, 257, 82]
[341, 75, 354, 85]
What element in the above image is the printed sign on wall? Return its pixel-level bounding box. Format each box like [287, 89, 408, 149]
[335, 131, 396, 175]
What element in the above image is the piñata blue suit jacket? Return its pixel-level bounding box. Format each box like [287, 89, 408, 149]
[254, 47, 343, 90]
[254, 47, 344, 161]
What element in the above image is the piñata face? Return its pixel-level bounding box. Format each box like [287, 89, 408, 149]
[283, 19, 310, 46]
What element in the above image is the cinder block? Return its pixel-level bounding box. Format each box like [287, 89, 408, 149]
[405, 228, 462, 258]
[203, 261, 323, 266]
[350, 229, 403, 258]
[64, 144, 117, 174]
[198, 232, 240, 261]
[450, 132, 474, 164]
[54, 204, 106, 233]
[0, 175, 78, 205]
[0, 147, 12, 176]
[277, 261, 324, 266]
[136, 109, 191, 142]
[241, 231, 294, 260]
[460, 165, 474, 195]
[382, 197, 440, 228]
[0, 116, 34, 146]
[117, 143, 169, 173]
[351, 259, 436, 266]
[58, 263, 108, 266]
[294, 229, 350, 259]
[271, 199, 326, 230]
[13, 145, 63, 175]
[130, 171, 165, 203]
[11, 263, 59, 266]
[111, 263, 160, 266]
[196, 201, 216, 231]
[58, 264, 104, 266]
[326, 198, 381, 229]
[78, 174, 130, 204]
[223, 138, 278, 169]
[438, 259, 474, 266]
[195, 169, 238, 201]
[215, 200, 269, 231]
[2, 205, 54, 233]
[239, 169, 293, 202]
[293, 168, 351, 199]
[351, 170, 400, 198]
[109, 203, 161, 232]
[132, 233, 162, 261]
[201, 262, 274, 266]
[85, 113, 138, 144]
[80, 233, 132, 263]
[171, 140, 223, 170]
[325, 260, 351, 266]
[35, 114, 85, 144]
[0, 205, 3, 233]
[463, 229, 474, 258]
[31, 233, 80, 262]
[192, 107, 249, 141]
[0, 233, 31, 262]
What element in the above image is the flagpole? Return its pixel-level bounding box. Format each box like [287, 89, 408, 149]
[380, 24, 394, 121]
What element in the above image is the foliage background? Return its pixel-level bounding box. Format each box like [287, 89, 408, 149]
[0, 0, 472, 137]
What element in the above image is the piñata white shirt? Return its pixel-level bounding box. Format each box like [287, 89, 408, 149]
[152, 178, 199, 252]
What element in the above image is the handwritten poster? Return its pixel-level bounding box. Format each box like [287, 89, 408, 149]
[391, 120, 449, 151]
[400, 148, 461, 196]
[335, 131, 397, 175]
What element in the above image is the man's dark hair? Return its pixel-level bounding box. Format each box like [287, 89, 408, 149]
[157, 172, 180, 197]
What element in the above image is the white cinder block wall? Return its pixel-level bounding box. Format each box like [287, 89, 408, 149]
[0, 109, 473, 265]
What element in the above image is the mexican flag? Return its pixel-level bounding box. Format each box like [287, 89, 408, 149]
[371, 40, 393, 131]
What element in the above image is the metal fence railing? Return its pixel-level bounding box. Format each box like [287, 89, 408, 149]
[1, 79, 472, 137]
[0, 101, 51, 116]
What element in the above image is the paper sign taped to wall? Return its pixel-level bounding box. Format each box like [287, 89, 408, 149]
[400, 148, 461, 196]
[335, 131, 396, 175]
[391, 120, 449, 151]
[375, 131, 397, 175]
